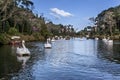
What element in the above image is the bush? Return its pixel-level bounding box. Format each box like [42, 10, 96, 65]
[0, 34, 10, 44]
[8, 27, 19, 35]
[31, 32, 43, 40]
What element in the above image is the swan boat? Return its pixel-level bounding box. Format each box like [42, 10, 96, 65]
[44, 39, 52, 48]
[16, 40, 30, 56]
[51, 37, 55, 42]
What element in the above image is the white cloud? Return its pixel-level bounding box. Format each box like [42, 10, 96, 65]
[50, 13, 61, 19]
[50, 8, 73, 17]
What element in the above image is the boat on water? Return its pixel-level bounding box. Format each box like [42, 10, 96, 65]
[10, 36, 21, 45]
[95, 37, 99, 40]
[16, 40, 30, 56]
[102, 37, 113, 45]
[51, 37, 55, 42]
[44, 39, 52, 48]
[102, 37, 107, 42]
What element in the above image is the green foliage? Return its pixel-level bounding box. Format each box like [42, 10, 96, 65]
[8, 27, 19, 35]
[32, 32, 44, 41]
[81, 5, 120, 38]
[40, 29, 51, 38]
[32, 32, 41, 39]
[40, 23, 51, 37]
[0, 0, 76, 42]
[0, 33, 10, 44]
[0, 34, 5, 44]
[113, 29, 120, 35]
[5, 21, 10, 32]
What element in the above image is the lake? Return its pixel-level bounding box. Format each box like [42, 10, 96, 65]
[0, 38, 120, 80]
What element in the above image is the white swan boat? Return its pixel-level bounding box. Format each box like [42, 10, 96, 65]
[16, 40, 30, 56]
[102, 38, 107, 42]
[108, 39, 113, 45]
[95, 37, 99, 40]
[10, 36, 21, 45]
[51, 37, 55, 42]
[44, 39, 52, 48]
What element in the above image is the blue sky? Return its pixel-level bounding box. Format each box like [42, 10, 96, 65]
[32, 0, 120, 30]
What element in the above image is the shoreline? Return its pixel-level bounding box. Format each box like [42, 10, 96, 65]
[0, 34, 120, 45]
[0, 34, 45, 45]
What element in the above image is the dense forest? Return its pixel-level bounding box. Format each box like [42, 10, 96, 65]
[77, 5, 120, 40]
[0, 0, 76, 44]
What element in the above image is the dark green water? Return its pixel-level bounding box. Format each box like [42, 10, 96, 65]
[0, 38, 120, 80]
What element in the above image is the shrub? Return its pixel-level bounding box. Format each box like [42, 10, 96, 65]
[8, 27, 19, 35]
[0, 34, 10, 44]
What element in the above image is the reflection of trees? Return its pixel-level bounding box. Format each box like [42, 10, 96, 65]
[97, 41, 111, 60]
[97, 41, 120, 63]
[0, 45, 21, 78]
[112, 42, 120, 62]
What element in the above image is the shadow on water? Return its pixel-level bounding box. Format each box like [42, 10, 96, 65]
[97, 40, 120, 63]
[113, 41, 120, 63]
[0, 45, 21, 79]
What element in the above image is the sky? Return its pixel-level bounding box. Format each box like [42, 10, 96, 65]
[32, 0, 120, 31]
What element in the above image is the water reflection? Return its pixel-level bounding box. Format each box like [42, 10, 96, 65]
[0, 45, 21, 79]
[17, 55, 30, 68]
[112, 41, 120, 63]
[97, 40, 120, 63]
[11, 46, 16, 54]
